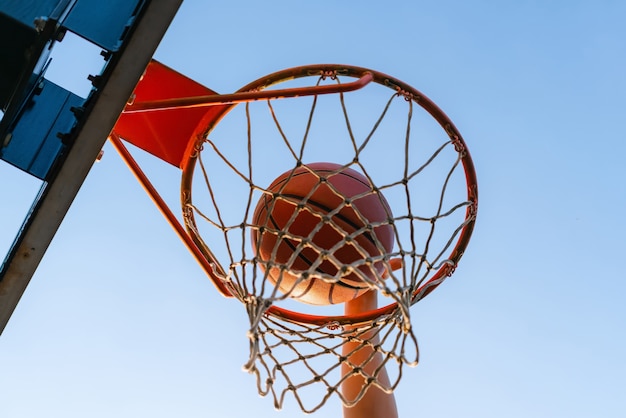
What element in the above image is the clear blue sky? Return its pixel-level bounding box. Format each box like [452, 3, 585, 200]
[1, 1, 625, 417]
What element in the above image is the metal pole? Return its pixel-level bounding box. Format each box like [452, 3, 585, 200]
[108, 133, 233, 298]
[0, 0, 184, 336]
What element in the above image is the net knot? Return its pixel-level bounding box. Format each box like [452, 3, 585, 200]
[469, 199, 478, 218]
[396, 88, 413, 101]
[445, 124, 465, 154]
[189, 138, 204, 158]
[442, 261, 457, 277]
[326, 321, 342, 331]
[320, 69, 338, 80]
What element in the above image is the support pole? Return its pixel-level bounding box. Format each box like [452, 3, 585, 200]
[108, 132, 233, 298]
[0, 0, 184, 336]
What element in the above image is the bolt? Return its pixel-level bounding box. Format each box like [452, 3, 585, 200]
[55, 28, 66, 42]
[2, 132, 13, 147]
[100, 50, 113, 61]
[56, 132, 73, 145]
[70, 106, 85, 119]
[87, 74, 102, 87]
[33, 17, 47, 33]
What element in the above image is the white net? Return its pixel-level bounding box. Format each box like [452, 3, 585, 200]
[180, 66, 477, 412]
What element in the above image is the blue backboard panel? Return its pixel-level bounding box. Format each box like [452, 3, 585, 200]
[64, 0, 143, 51]
[0, 0, 184, 336]
[0, 0, 69, 27]
[0, 79, 83, 180]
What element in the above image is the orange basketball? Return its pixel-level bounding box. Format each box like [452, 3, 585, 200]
[251, 162, 394, 305]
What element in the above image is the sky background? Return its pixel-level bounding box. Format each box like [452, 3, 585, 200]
[1, 1, 626, 417]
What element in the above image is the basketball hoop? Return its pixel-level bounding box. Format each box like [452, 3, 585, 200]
[112, 63, 477, 412]
[177, 65, 477, 411]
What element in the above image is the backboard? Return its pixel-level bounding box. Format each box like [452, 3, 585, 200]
[0, 0, 183, 335]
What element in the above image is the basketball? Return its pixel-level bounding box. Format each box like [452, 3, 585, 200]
[251, 162, 394, 305]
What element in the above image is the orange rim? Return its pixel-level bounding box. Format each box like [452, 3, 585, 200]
[180, 64, 478, 326]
